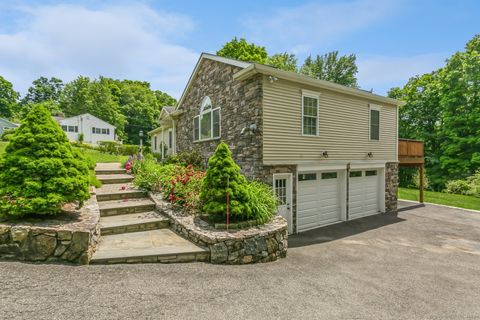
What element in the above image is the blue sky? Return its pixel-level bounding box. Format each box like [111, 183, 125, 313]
[0, 0, 478, 98]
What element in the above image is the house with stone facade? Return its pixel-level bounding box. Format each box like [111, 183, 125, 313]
[149, 53, 401, 234]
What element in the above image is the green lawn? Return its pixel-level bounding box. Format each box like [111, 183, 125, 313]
[75, 147, 128, 164]
[0, 141, 127, 164]
[399, 187, 480, 211]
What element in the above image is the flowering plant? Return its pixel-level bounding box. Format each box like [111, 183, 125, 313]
[165, 164, 205, 214]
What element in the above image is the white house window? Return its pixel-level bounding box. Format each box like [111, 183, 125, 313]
[302, 94, 319, 136]
[154, 136, 157, 151]
[370, 105, 380, 140]
[68, 126, 78, 133]
[193, 96, 220, 141]
[92, 127, 109, 135]
[61, 125, 67, 132]
[168, 130, 173, 149]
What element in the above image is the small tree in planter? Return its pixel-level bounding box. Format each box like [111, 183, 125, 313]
[200, 142, 251, 221]
[0, 104, 90, 218]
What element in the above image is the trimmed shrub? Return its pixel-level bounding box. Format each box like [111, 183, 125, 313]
[0, 105, 90, 218]
[245, 180, 277, 224]
[200, 142, 251, 222]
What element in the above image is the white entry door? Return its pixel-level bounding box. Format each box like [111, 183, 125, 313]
[273, 174, 293, 234]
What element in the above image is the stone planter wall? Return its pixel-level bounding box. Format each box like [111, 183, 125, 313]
[0, 195, 100, 264]
[150, 193, 288, 264]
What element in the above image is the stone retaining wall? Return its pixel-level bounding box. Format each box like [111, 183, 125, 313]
[0, 196, 100, 264]
[150, 193, 288, 264]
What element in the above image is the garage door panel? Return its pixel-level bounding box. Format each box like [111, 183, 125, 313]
[297, 170, 343, 231]
[348, 169, 381, 220]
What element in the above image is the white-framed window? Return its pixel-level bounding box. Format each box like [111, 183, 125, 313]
[193, 96, 221, 141]
[168, 130, 173, 149]
[302, 92, 319, 136]
[154, 136, 157, 151]
[68, 125, 78, 133]
[369, 105, 381, 141]
[61, 125, 67, 132]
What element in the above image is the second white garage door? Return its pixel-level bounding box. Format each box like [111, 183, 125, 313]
[297, 171, 344, 232]
[348, 169, 381, 220]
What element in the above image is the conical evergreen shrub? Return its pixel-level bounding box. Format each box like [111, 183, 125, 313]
[0, 104, 90, 218]
[200, 142, 251, 221]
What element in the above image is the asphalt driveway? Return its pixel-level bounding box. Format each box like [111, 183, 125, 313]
[1, 201, 480, 319]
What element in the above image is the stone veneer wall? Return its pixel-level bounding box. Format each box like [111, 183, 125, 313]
[0, 196, 100, 264]
[175, 59, 264, 179]
[150, 193, 288, 264]
[385, 162, 399, 213]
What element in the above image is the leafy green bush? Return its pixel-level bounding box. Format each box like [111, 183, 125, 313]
[446, 171, 480, 197]
[97, 141, 139, 156]
[163, 149, 205, 169]
[245, 180, 277, 224]
[165, 165, 205, 213]
[132, 157, 178, 192]
[200, 142, 251, 222]
[1, 128, 16, 141]
[0, 104, 90, 218]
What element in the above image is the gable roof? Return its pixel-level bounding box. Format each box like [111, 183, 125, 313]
[59, 113, 116, 128]
[176, 53, 252, 109]
[234, 63, 403, 106]
[176, 53, 403, 108]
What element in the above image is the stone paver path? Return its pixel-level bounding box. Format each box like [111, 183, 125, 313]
[91, 162, 207, 264]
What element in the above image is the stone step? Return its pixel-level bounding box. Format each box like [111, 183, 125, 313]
[100, 211, 170, 235]
[97, 174, 134, 185]
[95, 168, 127, 175]
[96, 183, 146, 201]
[91, 229, 209, 264]
[99, 198, 155, 217]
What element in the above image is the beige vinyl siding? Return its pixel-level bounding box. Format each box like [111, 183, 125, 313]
[263, 77, 397, 164]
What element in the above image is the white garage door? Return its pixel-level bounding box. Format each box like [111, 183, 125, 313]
[297, 171, 343, 232]
[349, 169, 381, 220]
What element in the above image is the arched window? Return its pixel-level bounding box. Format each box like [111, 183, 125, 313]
[193, 96, 220, 141]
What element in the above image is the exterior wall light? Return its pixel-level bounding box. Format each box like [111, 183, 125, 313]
[322, 151, 329, 158]
[268, 75, 278, 83]
[367, 152, 373, 158]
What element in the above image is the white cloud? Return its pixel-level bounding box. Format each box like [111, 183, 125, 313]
[356, 53, 447, 94]
[244, 0, 400, 53]
[0, 4, 198, 98]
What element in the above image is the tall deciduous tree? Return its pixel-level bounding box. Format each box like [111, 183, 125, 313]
[390, 34, 480, 190]
[0, 76, 19, 119]
[267, 52, 298, 72]
[300, 51, 359, 87]
[217, 37, 268, 64]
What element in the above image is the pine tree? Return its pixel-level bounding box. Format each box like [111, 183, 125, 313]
[200, 142, 251, 221]
[0, 104, 90, 218]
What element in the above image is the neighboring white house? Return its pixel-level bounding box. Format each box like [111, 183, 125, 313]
[57, 113, 116, 145]
[0, 118, 19, 135]
[148, 106, 176, 158]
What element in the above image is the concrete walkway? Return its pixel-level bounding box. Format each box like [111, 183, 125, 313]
[2, 202, 480, 319]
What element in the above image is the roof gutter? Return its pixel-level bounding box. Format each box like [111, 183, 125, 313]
[234, 63, 404, 107]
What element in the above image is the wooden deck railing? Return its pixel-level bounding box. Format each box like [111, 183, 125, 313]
[398, 139, 424, 165]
